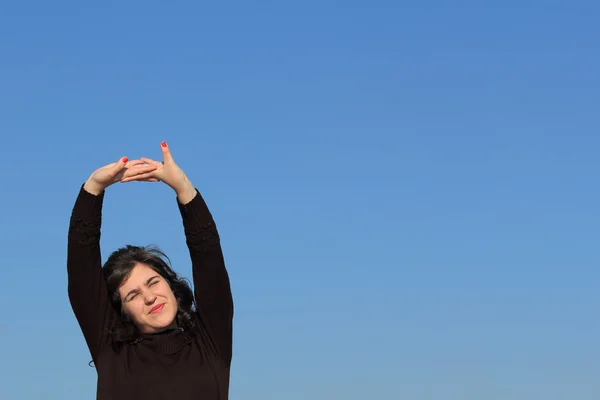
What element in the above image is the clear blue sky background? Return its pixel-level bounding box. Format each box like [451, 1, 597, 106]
[0, 1, 599, 399]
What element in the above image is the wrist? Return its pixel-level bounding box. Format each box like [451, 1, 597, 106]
[174, 178, 196, 204]
[83, 177, 107, 196]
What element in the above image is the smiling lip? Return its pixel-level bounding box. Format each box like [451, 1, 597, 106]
[149, 303, 165, 314]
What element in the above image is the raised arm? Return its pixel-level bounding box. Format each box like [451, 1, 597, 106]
[178, 187, 234, 363]
[67, 157, 158, 363]
[122, 142, 234, 362]
[67, 184, 114, 363]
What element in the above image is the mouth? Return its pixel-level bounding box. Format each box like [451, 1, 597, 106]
[149, 303, 165, 314]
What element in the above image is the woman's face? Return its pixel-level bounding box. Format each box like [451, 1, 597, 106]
[118, 263, 178, 333]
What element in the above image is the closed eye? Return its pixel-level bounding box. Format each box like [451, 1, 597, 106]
[127, 292, 139, 302]
[124, 275, 161, 301]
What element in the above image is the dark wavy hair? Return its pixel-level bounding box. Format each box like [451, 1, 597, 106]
[102, 245, 196, 343]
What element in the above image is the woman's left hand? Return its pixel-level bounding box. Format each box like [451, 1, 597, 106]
[121, 141, 197, 203]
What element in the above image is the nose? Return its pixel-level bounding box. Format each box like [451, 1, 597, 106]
[143, 290, 157, 305]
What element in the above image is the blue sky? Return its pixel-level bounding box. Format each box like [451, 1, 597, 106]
[1, 1, 599, 399]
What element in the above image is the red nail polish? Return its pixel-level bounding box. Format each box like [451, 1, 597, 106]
[161, 141, 167, 147]
[122, 157, 128, 163]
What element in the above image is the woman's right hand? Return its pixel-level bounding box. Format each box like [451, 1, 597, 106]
[84, 157, 159, 195]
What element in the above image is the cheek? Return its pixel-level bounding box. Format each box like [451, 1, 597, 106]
[161, 285, 178, 309]
[122, 300, 144, 320]
[159, 282, 175, 298]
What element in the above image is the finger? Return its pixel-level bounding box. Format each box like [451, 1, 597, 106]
[125, 159, 147, 168]
[127, 164, 158, 172]
[113, 156, 129, 172]
[122, 164, 158, 179]
[127, 177, 160, 182]
[140, 157, 163, 166]
[121, 171, 157, 182]
[160, 141, 174, 164]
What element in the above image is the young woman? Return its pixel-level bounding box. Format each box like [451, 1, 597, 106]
[67, 142, 234, 399]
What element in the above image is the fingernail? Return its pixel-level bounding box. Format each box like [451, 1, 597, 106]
[161, 141, 167, 148]
[122, 157, 128, 163]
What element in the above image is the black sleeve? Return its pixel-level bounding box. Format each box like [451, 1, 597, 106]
[177, 189, 234, 363]
[67, 185, 116, 363]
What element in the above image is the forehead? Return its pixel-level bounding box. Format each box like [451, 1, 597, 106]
[120, 263, 158, 290]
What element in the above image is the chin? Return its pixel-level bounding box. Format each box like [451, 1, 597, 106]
[151, 310, 177, 330]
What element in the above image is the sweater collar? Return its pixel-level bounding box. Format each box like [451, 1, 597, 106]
[136, 327, 193, 355]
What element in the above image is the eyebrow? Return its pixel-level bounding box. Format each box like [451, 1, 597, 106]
[124, 275, 160, 300]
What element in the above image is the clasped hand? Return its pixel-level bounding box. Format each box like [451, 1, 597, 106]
[84, 142, 196, 203]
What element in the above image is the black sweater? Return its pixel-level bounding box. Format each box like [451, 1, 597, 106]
[67, 185, 233, 399]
